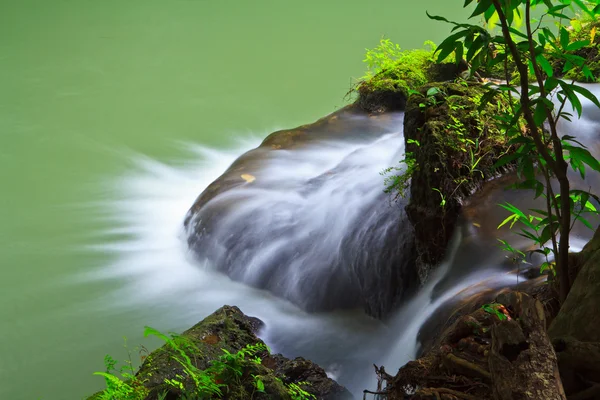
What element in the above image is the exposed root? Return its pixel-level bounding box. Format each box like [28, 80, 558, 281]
[418, 387, 480, 400]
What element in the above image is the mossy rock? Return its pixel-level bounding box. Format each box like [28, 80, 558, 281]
[403, 81, 514, 277]
[88, 306, 352, 400]
[355, 48, 467, 114]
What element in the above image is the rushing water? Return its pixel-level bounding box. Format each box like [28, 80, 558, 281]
[3, 1, 600, 400]
[1, 1, 474, 399]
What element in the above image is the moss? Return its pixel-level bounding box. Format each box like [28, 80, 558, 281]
[403, 81, 515, 273]
[88, 306, 350, 400]
[355, 44, 466, 113]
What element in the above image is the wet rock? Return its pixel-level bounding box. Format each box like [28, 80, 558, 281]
[184, 107, 418, 319]
[403, 82, 515, 280]
[383, 286, 565, 400]
[264, 355, 352, 400]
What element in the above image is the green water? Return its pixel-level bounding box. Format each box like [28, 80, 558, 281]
[1, 1, 466, 398]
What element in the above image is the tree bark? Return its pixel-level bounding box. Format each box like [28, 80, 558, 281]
[488, 292, 566, 400]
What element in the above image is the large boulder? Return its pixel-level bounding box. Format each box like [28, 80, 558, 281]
[184, 107, 418, 319]
[549, 227, 600, 342]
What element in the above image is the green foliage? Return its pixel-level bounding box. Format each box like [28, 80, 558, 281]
[430, 0, 600, 301]
[382, 141, 418, 199]
[384, 81, 513, 210]
[362, 38, 405, 79]
[412, 86, 446, 108]
[92, 327, 319, 400]
[286, 382, 316, 400]
[482, 303, 508, 321]
[356, 39, 437, 99]
[92, 343, 149, 400]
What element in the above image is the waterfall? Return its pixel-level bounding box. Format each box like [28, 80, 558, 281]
[184, 110, 417, 317]
[91, 86, 600, 397]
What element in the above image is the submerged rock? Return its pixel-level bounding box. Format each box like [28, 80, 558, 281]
[89, 306, 352, 400]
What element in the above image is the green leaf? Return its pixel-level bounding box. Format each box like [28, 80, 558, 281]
[144, 326, 172, 344]
[494, 152, 523, 169]
[426, 12, 458, 25]
[508, 27, 528, 39]
[471, 0, 493, 18]
[536, 54, 554, 77]
[547, 4, 569, 13]
[540, 261, 556, 276]
[583, 65, 595, 81]
[560, 27, 570, 49]
[466, 34, 484, 63]
[426, 87, 441, 97]
[518, 229, 539, 242]
[533, 100, 548, 126]
[257, 379, 265, 392]
[572, 0, 595, 17]
[559, 81, 583, 116]
[436, 30, 469, 62]
[564, 53, 587, 68]
[562, 134, 587, 148]
[549, 11, 571, 19]
[544, 77, 559, 92]
[567, 146, 600, 172]
[482, 303, 507, 320]
[571, 84, 600, 108]
[484, 5, 496, 22]
[540, 223, 558, 244]
[542, 27, 556, 42]
[498, 214, 519, 229]
[567, 40, 591, 51]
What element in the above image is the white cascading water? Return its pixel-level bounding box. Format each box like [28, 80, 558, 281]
[183, 112, 414, 318]
[84, 86, 600, 397]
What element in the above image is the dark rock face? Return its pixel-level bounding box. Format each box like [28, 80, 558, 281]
[102, 305, 352, 400]
[403, 82, 513, 280]
[263, 354, 352, 400]
[385, 290, 563, 400]
[549, 227, 600, 342]
[184, 107, 418, 319]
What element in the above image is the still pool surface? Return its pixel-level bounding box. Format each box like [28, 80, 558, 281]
[0, 1, 467, 398]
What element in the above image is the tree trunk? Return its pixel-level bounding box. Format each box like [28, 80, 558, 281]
[488, 292, 566, 400]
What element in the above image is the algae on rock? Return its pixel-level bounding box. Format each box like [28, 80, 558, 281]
[88, 306, 351, 400]
[401, 81, 514, 279]
[354, 40, 466, 113]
